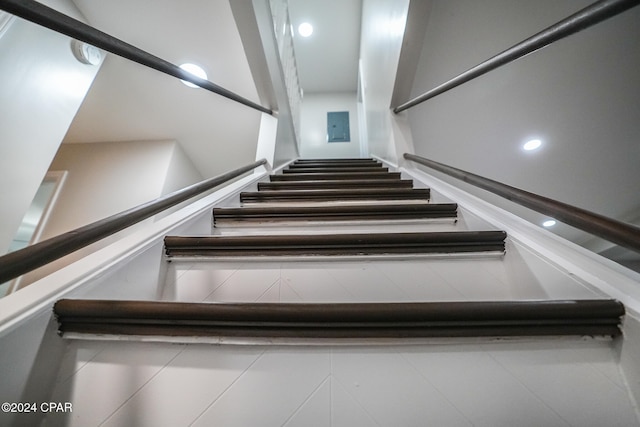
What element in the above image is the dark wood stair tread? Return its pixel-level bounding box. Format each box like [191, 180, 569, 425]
[53, 299, 625, 339]
[287, 163, 383, 169]
[258, 179, 414, 190]
[240, 188, 431, 202]
[270, 172, 403, 181]
[213, 203, 457, 224]
[283, 167, 389, 174]
[294, 158, 378, 163]
[164, 231, 506, 257]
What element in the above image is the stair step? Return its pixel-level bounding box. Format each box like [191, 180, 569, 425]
[213, 203, 458, 225]
[240, 188, 431, 203]
[287, 164, 384, 171]
[258, 179, 414, 190]
[289, 162, 381, 169]
[294, 158, 378, 164]
[283, 167, 389, 174]
[270, 172, 403, 181]
[53, 299, 624, 339]
[163, 231, 506, 257]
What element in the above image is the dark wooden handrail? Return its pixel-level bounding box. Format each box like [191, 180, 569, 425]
[404, 153, 640, 254]
[54, 299, 625, 339]
[0, 0, 272, 115]
[0, 159, 267, 284]
[393, 0, 640, 113]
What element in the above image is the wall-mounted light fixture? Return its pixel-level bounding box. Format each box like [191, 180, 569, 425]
[523, 139, 542, 151]
[298, 22, 313, 37]
[179, 63, 207, 88]
[71, 40, 102, 65]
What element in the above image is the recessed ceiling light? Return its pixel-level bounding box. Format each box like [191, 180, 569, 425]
[523, 139, 542, 151]
[298, 22, 313, 37]
[179, 63, 207, 88]
[543, 220, 557, 227]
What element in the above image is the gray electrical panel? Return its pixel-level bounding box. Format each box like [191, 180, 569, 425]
[327, 111, 350, 142]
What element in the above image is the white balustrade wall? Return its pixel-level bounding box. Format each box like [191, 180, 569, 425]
[269, 0, 303, 148]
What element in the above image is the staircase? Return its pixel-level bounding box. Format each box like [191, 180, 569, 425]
[39, 159, 640, 425]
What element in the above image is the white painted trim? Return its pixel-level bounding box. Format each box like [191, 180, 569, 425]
[255, 112, 278, 168]
[396, 162, 640, 314]
[371, 154, 398, 170]
[0, 167, 271, 337]
[60, 333, 612, 347]
[165, 251, 505, 263]
[27, 171, 67, 249]
[7, 171, 68, 294]
[0, 12, 15, 40]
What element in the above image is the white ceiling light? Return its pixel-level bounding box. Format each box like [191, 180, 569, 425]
[523, 139, 542, 151]
[298, 22, 313, 37]
[543, 219, 557, 227]
[179, 63, 207, 88]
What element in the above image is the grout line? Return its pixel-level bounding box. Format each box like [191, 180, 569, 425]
[329, 364, 383, 427]
[98, 343, 187, 426]
[483, 346, 573, 427]
[281, 374, 331, 426]
[568, 343, 631, 393]
[372, 262, 415, 301]
[256, 276, 281, 301]
[279, 263, 282, 302]
[55, 340, 108, 387]
[330, 348, 333, 427]
[200, 266, 241, 302]
[283, 279, 305, 302]
[395, 347, 474, 426]
[325, 268, 358, 300]
[187, 347, 268, 426]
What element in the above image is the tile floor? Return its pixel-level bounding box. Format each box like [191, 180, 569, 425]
[39, 253, 639, 427]
[43, 337, 638, 427]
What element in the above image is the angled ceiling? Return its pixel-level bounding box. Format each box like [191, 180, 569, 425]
[64, 0, 362, 177]
[65, 0, 263, 178]
[287, 0, 362, 94]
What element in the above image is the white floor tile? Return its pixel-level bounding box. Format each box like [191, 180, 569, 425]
[191, 348, 331, 427]
[257, 279, 282, 302]
[330, 347, 472, 426]
[283, 377, 331, 427]
[331, 376, 382, 427]
[326, 265, 408, 302]
[100, 345, 265, 427]
[280, 281, 305, 302]
[429, 259, 513, 300]
[52, 340, 108, 388]
[374, 261, 464, 300]
[281, 267, 358, 302]
[400, 345, 569, 427]
[165, 264, 237, 301]
[504, 243, 603, 300]
[486, 341, 639, 427]
[204, 268, 280, 302]
[49, 341, 183, 427]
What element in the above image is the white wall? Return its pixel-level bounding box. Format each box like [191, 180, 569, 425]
[359, 0, 410, 163]
[0, 1, 103, 255]
[44, 141, 174, 239]
[405, 0, 640, 247]
[161, 142, 204, 196]
[15, 139, 202, 288]
[300, 92, 360, 159]
[232, 0, 300, 168]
